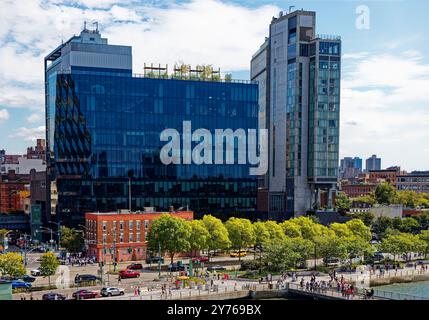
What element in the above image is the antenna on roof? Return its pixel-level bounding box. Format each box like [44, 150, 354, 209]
[93, 21, 98, 33]
[83, 21, 87, 31]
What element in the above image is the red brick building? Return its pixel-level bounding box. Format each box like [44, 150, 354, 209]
[0, 171, 29, 213]
[85, 209, 193, 263]
[341, 184, 377, 198]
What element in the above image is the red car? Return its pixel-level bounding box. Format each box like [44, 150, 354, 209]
[192, 257, 209, 263]
[119, 269, 140, 279]
[72, 289, 98, 300]
[127, 263, 143, 270]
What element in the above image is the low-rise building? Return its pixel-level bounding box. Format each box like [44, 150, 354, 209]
[341, 183, 376, 198]
[85, 209, 193, 263]
[396, 172, 429, 193]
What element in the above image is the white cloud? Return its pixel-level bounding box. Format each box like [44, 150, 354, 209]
[0, 109, 10, 122]
[9, 126, 46, 142]
[26, 113, 44, 123]
[0, 0, 278, 114]
[340, 51, 429, 171]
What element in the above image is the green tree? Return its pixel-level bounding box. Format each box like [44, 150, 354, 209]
[374, 182, 396, 205]
[377, 233, 422, 262]
[330, 223, 353, 238]
[188, 220, 210, 257]
[352, 193, 376, 206]
[372, 216, 393, 238]
[353, 211, 375, 227]
[252, 221, 270, 271]
[280, 220, 302, 238]
[289, 216, 331, 240]
[290, 237, 314, 268]
[224, 217, 255, 261]
[147, 214, 192, 264]
[60, 227, 85, 253]
[418, 230, 429, 258]
[202, 215, 231, 260]
[346, 219, 372, 241]
[335, 192, 352, 214]
[0, 252, 26, 278]
[398, 217, 420, 234]
[263, 239, 302, 272]
[315, 234, 348, 266]
[39, 252, 60, 287]
[394, 190, 419, 208]
[264, 221, 285, 242]
[343, 236, 373, 271]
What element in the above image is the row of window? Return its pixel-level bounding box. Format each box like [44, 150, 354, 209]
[102, 219, 150, 232]
[102, 231, 148, 244]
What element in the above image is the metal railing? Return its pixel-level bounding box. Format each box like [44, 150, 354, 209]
[373, 289, 429, 301]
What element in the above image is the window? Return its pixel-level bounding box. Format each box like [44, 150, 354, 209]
[102, 221, 106, 231]
[129, 220, 133, 230]
[144, 232, 148, 240]
[136, 233, 140, 243]
[144, 220, 149, 229]
[120, 233, 124, 243]
[102, 234, 107, 244]
[136, 220, 140, 230]
[129, 233, 133, 242]
[120, 221, 124, 230]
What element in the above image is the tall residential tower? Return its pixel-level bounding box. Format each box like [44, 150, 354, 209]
[251, 10, 341, 217]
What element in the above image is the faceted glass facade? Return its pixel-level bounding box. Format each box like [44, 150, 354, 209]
[47, 69, 258, 225]
[308, 40, 341, 179]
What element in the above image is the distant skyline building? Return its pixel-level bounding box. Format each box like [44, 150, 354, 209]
[340, 156, 362, 179]
[366, 154, 381, 172]
[45, 27, 259, 227]
[251, 10, 341, 217]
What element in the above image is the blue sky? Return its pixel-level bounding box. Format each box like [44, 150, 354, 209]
[0, 0, 428, 171]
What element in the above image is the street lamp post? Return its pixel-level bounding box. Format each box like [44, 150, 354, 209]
[49, 220, 61, 249]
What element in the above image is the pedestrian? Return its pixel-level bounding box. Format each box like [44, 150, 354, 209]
[118, 275, 122, 284]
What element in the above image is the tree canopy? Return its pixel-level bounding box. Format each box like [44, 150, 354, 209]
[147, 214, 192, 264]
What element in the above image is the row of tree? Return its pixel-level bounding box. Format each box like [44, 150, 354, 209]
[0, 252, 60, 286]
[336, 182, 429, 212]
[148, 213, 429, 272]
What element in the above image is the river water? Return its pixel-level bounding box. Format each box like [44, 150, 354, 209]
[375, 281, 429, 299]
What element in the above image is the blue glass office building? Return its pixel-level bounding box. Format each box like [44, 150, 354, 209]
[45, 28, 258, 226]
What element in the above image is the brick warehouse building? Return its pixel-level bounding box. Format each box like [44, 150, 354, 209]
[85, 209, 193, 263]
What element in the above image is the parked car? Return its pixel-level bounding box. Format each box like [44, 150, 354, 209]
[323, 258, 341, 267]
[207, 265, 226, 271]
[146, 256, 165, 264]
[192, 257, 209, 263]
[373, 252, 385, 262]
[119, 269, 140, 279]
[30, 269, 42, 276]
[100, 287, 125, 297]
[72, 289, 98, 300]
[230, 251, 247, 258]
[42, 292, 67, 300]
[20, 275, 36, 283]
[126, 263, 143, 270]
[74, 274, 98, 284]
[168, 262, 185, 272]
[11, 280, 32, 290]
